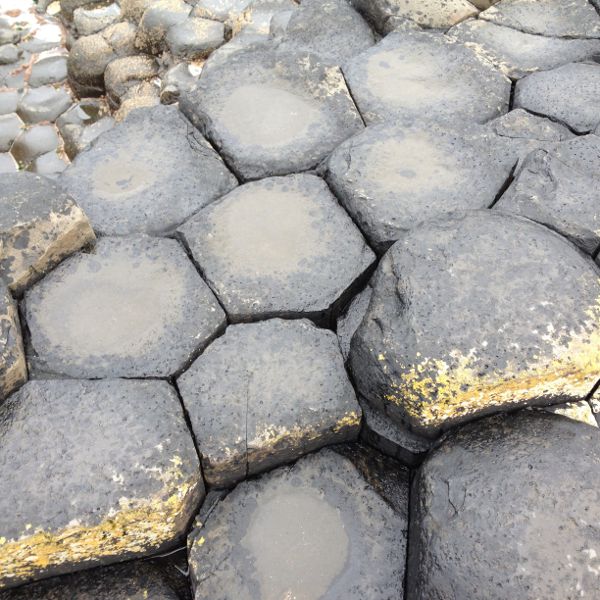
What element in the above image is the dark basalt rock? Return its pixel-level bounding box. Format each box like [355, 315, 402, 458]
[60, 105, 237, 235]
[349, 210, 600, 437]
[17, 86, 72, 124]
[24, 236, 226, 379]
[179, 46, 363, 180]
[408, 411, 600, 600]
[177, 318, 361, 488]
[178, 173, 375, 323]
[0, 379, 203, 589]
[337, 284, 372, 362]
[0, 283, 26, 401]
[189, 449, 407, 599]
[166, 16, 226, 59]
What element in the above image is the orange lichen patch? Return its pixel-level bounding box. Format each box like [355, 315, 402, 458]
[0, 461, 201, 589]
[379, 296, 600, 433]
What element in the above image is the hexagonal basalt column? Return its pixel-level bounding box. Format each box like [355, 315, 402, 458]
[189, 449, 407, 599]
[350, 210, 600, 438]
[25, 236, 226, 379]
[179, 47, 364, 180]
[0, 284, 26, 401]
[178, 174, 375, 323]
[343, 31, 510, 126]
[60, 105, 237, 235]
[177, 318, 361, 487]
[0, 379, 203, 589]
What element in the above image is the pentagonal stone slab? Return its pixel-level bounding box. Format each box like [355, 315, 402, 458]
[408, 411, 600, 600]
[325, 121, 516, 251]
[178, 174, 374, 323]
[0, 379, 203, 589]
[343, 31, 510, 126]
[25, 236, 226, 379]
[514, 63, 600, 134]
[448, 19, 600, 79]
[0, 284, 26, 401]
[189, 449, 407, 600]
[179, 47, 363, 180]
[495, 135, 600, 255]
[178, 318, 361, 487]
[350, 210, 600, 437]
[480, 0, 600, 38]
[277, 0, 375, 64]
[0, 172, 95, 294]
[60, 105, 237, 235]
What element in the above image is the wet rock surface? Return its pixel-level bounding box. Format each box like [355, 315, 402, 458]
[408, 411, 600, 600]
[60, 105, 237, 235]
[189, 449, 407, 600]
[0, 379, 203, 588]
[350, 210, 600, 437]
[178, 318, 361, 487]
[178, 173, 374, 323]
[25, 236, 226, 378]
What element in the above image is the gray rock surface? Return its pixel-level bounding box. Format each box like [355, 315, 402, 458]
[29, 51, 68, 87]
[178, 174, 375, 323]
[166, 16, 225, 59]
[343, 31, 510, 126]
[408, 411, 600, 600]
[178, 318, 361, 487]
[67, 33, 116, 96]
[179, 47, 363, 180]
[10, 125, 59, 166]
[514, 62, 600, 134]
[60, 105, 237, 235]
[103, 55, 158, 108]
[0, 379, 203, 588]
[192, 0, 252, 22]
[189, 449, 407, 599]
[0, 113, 22, 153]
[135, 0, 191, 54]
[17, 86, 72, 124]
[0, 284, 26, 401]
[350, 210, 600, 437]
[337, 284, 372, 362]
[25, 236, 226, 379]
[73, 3, 121, 36]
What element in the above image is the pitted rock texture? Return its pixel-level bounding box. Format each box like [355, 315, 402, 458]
[514, 62, 600, 134]
[343, 31, 510, 126]
[0, 561, 181, 600]
[179, 47, 363, 180]
[0, 172, 95, 294]
[408, 411, 600, 600]
[495, 134, 600, 255]
[60, 105, 237, 235]
[25, 236, 226, 379]
[178, 174, 375, 323]
[189, 449, 407, 600]
[448, 19, 600, 79]
[178, 318, 361, 488]
[0, 284, 26, 401]
[350, 210, 600, 437]
[0, 379, 203, 589]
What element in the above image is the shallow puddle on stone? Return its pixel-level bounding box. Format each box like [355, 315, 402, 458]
[241, 485, 349, 600]
[219, 84, 324, 148]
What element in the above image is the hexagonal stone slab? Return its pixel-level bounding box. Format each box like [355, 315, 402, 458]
[448, 19, 600, 79]
[343, 31, 510, 126]
[25, 236, 226, 379]
[495, 135, 600, 255]
[179, 47, 363, 180]
[0, 379, 203, 589]
[189, 449, 407, 600]
[0, 172, 95, 294]
[60, 105, 237, 235]
[350, 210, 600, 437]
[178, 174, 375, 323]
[178, 318, 361, 487]
[408, 411, 600, 600]
[514, 63, 600, 134]
[479, 0, 600, 38]
[0, 284, 26, 401]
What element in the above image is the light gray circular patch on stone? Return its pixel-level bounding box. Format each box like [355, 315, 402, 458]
[178, 173, 375, 323]
[514, 62, 600, 134]
[60, 104, 237, 235]
[24, 236, 226, 379]
[343, 30, 510, 126]
[189, 448, 407, 600]
[408, 411, 600, 600]
[178, 318, 361, 488]
[179, 47, 364, 180]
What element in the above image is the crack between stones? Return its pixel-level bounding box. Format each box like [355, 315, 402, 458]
[517, 106, 585, 137]
[476, 16, 600, 41]
[487, 161, 517, 209]
[340, 68, 367, 128]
